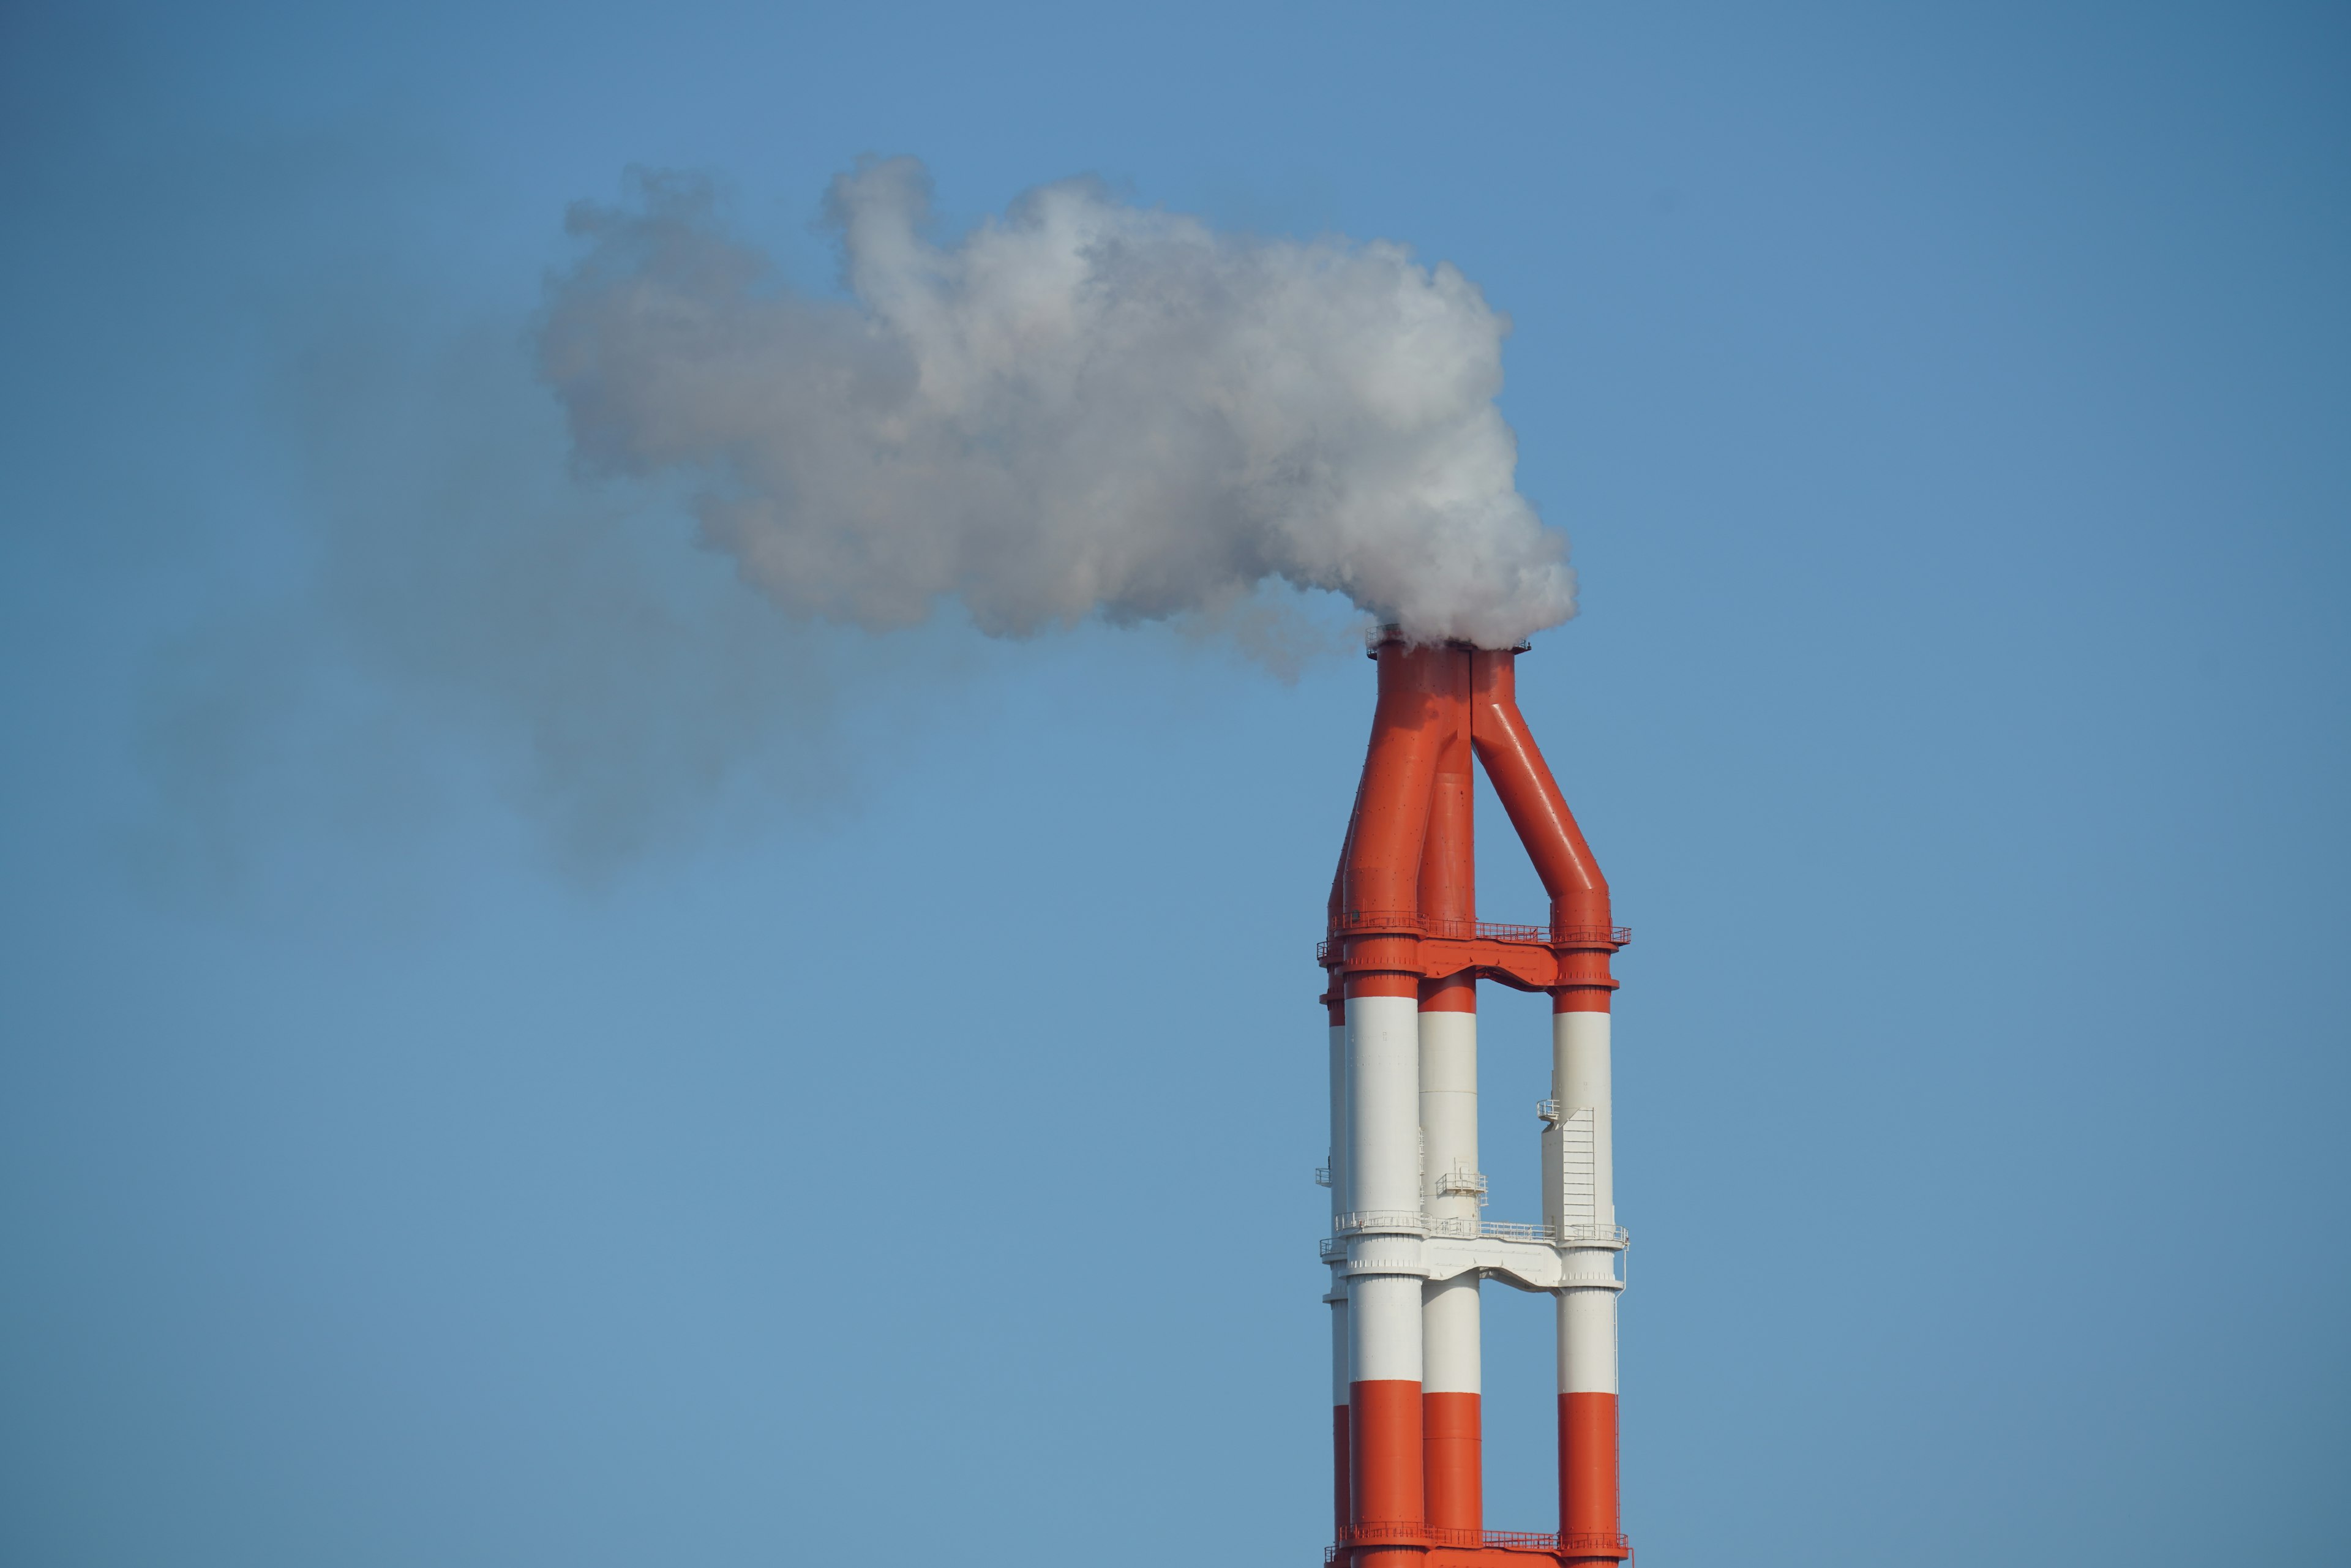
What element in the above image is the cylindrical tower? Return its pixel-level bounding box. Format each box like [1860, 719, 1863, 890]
[1550, 1005, 1621, 1561]
[1327, 992, 1352, 1557]
[1417, 648, 1482, 1546]
[1469, 647, 1627, 1564]
[1340, 639, 1446, 1566]
[1325, 785, 1362, 1561]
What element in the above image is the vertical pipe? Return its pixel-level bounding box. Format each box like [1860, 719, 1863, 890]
[1343, 640, 1443, 928]
[1417, 648, 1482, 1546]
[1551, 1004, 1620, 1560]
[1332, 1296, 1352, 1563]
[1342, 637, 1444, 1566]
[1469, 646, 1626, 1560]
[1419, 1013, 1480, 1545]
[1346, 991, 1425, 1566]
[1466, 651, 1611, 942]
[1327, 741, 1368, 1559]
[1328, 997, 1352, 1559]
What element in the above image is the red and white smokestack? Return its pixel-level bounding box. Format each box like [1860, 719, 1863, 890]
[1418, 649, 1482, 1548]
[1321, 637, 1629, 1567]
[1338, 639, 1447, 1567]
[1471, 650, 1627, 1564]
[1328, 993, 1352, 1556]
[1325, 793, 1362, 1556]
[1548, 1005, 1622, 1563]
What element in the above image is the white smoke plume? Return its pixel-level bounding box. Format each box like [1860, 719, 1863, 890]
[538, 159, 1576, 650]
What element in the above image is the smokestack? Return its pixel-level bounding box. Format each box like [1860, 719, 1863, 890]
[1418, 646, 1482, 1545]
[529, 160, 1627, 1551]
[1321, 634, 1630, 1567]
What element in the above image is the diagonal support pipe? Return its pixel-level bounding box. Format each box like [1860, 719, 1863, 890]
[1466, 649, 1611, 941]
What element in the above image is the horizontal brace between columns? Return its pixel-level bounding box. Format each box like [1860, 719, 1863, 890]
[1424, 1235, 1624, 1292]
[1319, 1233, 1630, 1292]
[1317, 936, 1624, 995]
[1315, 919, 1629, 997]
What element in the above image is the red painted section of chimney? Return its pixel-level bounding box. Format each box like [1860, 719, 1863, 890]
[1341, 638, 1447, 1000]
[1330, 757, 1368, 938]
[1418, 645, 1477, 1016]
[1558, 1393, 1622, 1562]
[1348, 1378, 1427, 1567]
[1332, 1404, 1353, 1559]
[1468, 649, 1615, 1015]
[1423, 1390, 1484, 1543]
[1417, 645, 1482, 1546]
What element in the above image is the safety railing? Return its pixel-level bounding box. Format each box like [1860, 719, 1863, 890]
[1328, 910, 1541, 942]
[1338, 1521, 1444, 1544]
[1327, 911, 1630, 943]
[1328, 1217, 1630, 1250]
[1556, 1223, 1630, 1246]
[1472, 1218, 1629, 1245]
[1552, 925, 1633, 946]
[1331, 1209, 1429, 1235]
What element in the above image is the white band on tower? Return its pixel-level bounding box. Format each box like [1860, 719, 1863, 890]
[1329, 1018, 1351, 1405]
[1345, 994, 1423, 1385]
[1346, 996, 1422, 1220]
[1551, 1009, 1619, 1397]
[1419, 1008, 1480, 1397]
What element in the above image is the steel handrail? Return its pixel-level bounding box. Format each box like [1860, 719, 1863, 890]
[1328, 1218, 1630, 1248]
[1331, 1209, 1429, 1236]
[1327, 910, 1630, 941]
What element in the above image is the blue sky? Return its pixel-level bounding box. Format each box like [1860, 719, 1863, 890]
[2, 4, 2346, 1565]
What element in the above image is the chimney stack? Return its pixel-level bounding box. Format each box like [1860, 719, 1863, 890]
[1321, 635, 1631, 1568]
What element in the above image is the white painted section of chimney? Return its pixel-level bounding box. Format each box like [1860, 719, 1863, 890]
[1558, 1286, 1618, 1395]
[1329, 1019, 1351, 1407]
[1418, 1010, 1479, 1221]
[1347, 996, 1423, 1219]
[1346, 994, 1424, 1385]
[1550, 1010, 1620, 1396]
[1349, 1274, 1426, 1383]
[1419, 1008, 1480, 1397]
[1552, 1012, 1613, 1226]
[1332, 1297, 1352, 1405]
[1424, 1275, 1481, 1394]
[1330, 1021, 1352, 1231]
